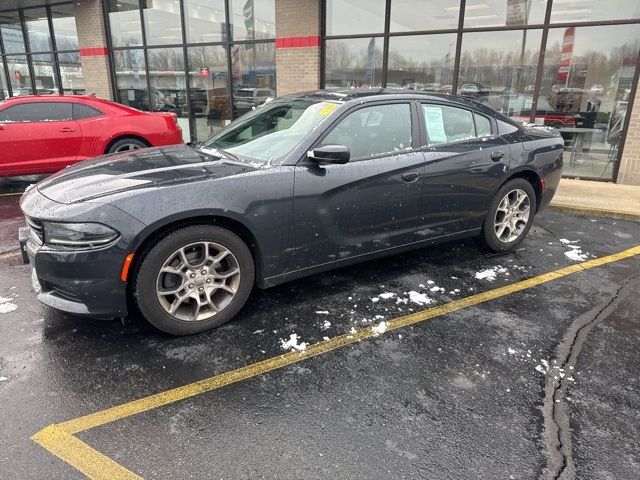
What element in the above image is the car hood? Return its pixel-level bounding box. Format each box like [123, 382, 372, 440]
[36, 144, 261, 204]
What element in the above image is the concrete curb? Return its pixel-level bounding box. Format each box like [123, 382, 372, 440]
[548, 204, 640, 222]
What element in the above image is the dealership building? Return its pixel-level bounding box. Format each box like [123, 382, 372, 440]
[1, 0, 640, 184]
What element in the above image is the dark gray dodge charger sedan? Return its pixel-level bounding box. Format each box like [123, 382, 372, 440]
[20, 89, 563, 335]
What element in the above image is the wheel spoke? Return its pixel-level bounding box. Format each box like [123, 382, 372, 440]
[168, 294, 189, 315]
[215, 267, 239, 279]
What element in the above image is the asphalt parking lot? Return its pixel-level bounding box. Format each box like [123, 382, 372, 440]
[1, 181, 639, 480]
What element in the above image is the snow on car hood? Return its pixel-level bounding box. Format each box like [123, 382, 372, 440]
[36, 145, 260, 204]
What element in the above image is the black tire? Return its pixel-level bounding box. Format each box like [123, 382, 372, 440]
[479, 178, 537, 253]
[107, 137, 148, 154]
[134, 225, 254, 335]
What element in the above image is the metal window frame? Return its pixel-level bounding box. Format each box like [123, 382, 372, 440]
[321, 0, 640, 183]
[0, 1, 79, 97]
[103, 0, 277, 142]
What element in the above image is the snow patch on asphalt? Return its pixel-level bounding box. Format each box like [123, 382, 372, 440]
[372, 321, 388, 336]
[561, 239, 589, 262]
[0, 296, 17, 314]
[407, 291, 432, 306]
[280, 333, 307, 352]
[475, 266, 508, 281]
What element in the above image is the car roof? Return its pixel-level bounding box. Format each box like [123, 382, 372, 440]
[0, 94, 109, 105]
[282, 88, 504, 117]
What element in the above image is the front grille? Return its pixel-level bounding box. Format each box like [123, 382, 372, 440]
[25, 216, 44, 245]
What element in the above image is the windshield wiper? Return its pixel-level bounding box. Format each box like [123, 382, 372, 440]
[198, 145, 241, 162]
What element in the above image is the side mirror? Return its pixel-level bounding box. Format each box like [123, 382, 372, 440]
[307, 145, 350, 164]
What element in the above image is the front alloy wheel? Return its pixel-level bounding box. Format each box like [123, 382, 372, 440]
[156, 242, 241, 322]
[134, 225, 254, 335]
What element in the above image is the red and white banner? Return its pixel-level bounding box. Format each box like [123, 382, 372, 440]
[556, 27, 574, 85]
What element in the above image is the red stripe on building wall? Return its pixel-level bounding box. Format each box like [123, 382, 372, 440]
[79, 47, 109, 57]
[275, 36, 321, 49]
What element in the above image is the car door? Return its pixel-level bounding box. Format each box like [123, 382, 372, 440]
[418, 102, 510, 237]
[289, 102, 426, 271]
[0, 102, 82, 174]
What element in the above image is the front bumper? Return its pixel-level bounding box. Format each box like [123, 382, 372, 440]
[19, 189, 146, 318]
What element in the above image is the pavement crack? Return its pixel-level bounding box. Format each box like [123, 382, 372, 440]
[540, 273, 640, 480]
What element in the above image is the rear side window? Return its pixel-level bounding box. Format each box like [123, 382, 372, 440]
[73, 103, 102, 119]
[423, 104, 475, 145]
[474, 113, 492, 137]
[321, 103, 412, 160]
[0, 102, 73, 122]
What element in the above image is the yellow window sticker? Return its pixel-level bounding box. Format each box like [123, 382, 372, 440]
[319, 103, 338, 117]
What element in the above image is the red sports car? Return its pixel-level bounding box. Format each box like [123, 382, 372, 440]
[0, 95, 183, 177]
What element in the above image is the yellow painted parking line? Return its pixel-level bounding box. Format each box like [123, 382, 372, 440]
[31, 244, 640, 479]
[0, 192, 23, 197]
[0, 250, 21, 260]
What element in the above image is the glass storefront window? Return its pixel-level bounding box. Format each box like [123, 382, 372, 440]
[0, 58, 8, 100]
[184, 0, 227, 44]
[229, 0, 275, 41]
[540, 24, 640, 180]
[187, 45, 230, 141]
[58, 51, 84, 94]
[325, 37, 383, 88]
[6, 55, 32, 95]
[1, 11, 26, 54]
[108, 0, 143, 48]
[147, 48, 189, 137]
[24, 8, 52, 53]
[458, 29, 542, 118]
[326, 0, 386, 36]
[551, 0, 640, 24]
[113, 49, 150, 110]
[390, 0, 461, 32]
[463, 0, 547, 28]
[231, 42, 276, 117]
[143, 0, 183, 46]
[32, 53, 57, 94]
[51, 3, 79, 51]
[387, 34, 456, 91]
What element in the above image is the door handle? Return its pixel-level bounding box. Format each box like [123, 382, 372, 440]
[402, 171, 420, 183]
[59, 127, 76, 133]
[490, 150, 505, 161]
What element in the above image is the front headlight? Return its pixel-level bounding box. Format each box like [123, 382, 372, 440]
[43, 222, 119, 248]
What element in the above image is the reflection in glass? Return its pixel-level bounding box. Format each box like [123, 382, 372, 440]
[324, 38, 383, 88]
[187, 45, 230, 141]
[51, 3, 79, 51]
[229, 0, 275, 41]
[7, 55, 32, 95]
[147, 48, 189, 137]
[59, 51, 84, 94]
[24, 8, 52, 52]
[540, 25, 640, 180]
[184, 0, 227, 44]
[0, 11, 26, 54]
[390, 0, 461, 32]
[551, 0, 640, 24]
[463, 0, 546, 28]
[108, 0, 143, 47]
[326, 0, 385, 35]
[0, 58, 8, 99]
[231, 42, 276, 117]
[458, 29, 542, 117]
[387, 34, 456, 92]
[113, 49, 150, 110]
[143, 0, 183, 46]
[32, 54, 57, 94]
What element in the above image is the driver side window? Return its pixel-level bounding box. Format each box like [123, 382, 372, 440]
[321, 103, 412, 161]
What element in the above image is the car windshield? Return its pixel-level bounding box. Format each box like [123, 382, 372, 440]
[200, 99, 340, 166]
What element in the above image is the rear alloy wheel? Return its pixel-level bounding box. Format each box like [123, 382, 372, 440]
[480, 178, 536, 252]
[107, 138, 147, 154]
[134, 225, 254, 335]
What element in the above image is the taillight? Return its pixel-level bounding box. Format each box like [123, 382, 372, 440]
[564, 116, 575, 125]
